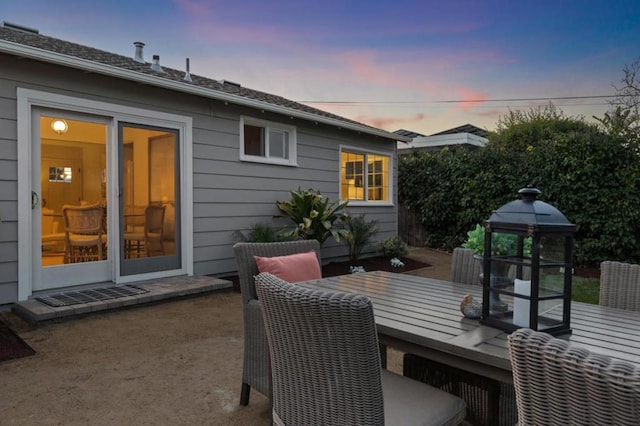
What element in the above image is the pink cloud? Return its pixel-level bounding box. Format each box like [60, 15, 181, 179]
[353, 113, 426, 131]
[336, 49, 439, 95]
[170, 1, 517, 106]
[454, 87, 490, 111]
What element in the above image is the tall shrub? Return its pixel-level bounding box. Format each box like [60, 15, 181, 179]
[399, 106, 640, 265]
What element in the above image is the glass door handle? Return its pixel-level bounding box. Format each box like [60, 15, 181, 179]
[31, 191, 39, 209]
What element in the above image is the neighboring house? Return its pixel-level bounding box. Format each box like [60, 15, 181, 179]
[396, 124, 489, 153]
[0, 22, 409, 304]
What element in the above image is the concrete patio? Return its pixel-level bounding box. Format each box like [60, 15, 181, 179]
[0, 247, 453, 425]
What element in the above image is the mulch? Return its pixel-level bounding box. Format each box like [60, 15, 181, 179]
[321, 256, 430, 277]
[222, 255, 431, 292]
[0, 320, 36, 363]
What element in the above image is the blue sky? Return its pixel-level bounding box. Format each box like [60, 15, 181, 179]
[2, 0, 639, 134]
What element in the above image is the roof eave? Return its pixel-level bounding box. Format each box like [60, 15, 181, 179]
[0, 40, 411, 143]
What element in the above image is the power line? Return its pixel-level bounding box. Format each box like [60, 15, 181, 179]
[316, 102, 612, 109]
[299, 94, 618, 105]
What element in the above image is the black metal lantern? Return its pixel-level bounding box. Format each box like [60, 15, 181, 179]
[480, 187, 576, 336]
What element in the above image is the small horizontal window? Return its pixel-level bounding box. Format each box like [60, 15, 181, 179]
[240, 117, 297, 166]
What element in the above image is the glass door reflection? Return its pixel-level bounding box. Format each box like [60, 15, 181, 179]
[119, 123, 180, 276]
[40, 116, 107, 267]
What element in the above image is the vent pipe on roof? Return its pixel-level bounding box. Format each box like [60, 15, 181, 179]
[183, 58, 192, 83]
[133, 41, 145, 63]
[150, 54, 164, 73]
[1, 21, 39, 34]
[220, 79, 241, 88]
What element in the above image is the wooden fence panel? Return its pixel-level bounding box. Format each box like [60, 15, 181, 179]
[398, 204, 428, 246]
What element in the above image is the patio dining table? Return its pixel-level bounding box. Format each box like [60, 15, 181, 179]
[298, 270, 640, 384]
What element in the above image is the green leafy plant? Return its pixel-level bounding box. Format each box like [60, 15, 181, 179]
[233, 223, 285, 243]
[343, 214, 379, 262]
[462, 224, 532, 257]
[375, 236, 409, 259]
[276, 188, 349, 246]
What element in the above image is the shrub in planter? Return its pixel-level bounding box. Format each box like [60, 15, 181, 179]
[233, 223, 286, 243]
[343, 214, 379, 262]
[376, 236, 409, 259]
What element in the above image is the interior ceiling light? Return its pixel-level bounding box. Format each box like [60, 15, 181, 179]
[51, 119, 68, 134]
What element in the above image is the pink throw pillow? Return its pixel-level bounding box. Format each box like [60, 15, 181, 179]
[254, 251, 321, 283]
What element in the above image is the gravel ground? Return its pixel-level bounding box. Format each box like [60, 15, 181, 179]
[0, 248, 452, 425]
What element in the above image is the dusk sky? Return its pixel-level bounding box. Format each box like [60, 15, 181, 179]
[2, 0, 639, 135]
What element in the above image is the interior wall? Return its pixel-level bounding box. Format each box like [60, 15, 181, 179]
[41, 141, 106, 209]
[40, 143, 83, 212]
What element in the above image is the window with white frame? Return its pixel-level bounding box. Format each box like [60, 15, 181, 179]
[240, 116, 297, 166]
[340, 148, 391, 203]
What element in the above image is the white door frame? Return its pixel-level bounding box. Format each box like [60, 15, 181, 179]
[17, 88, 193, 301]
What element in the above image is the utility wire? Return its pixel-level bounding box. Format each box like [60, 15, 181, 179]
[299, 94, 618, 105]
[351, 102, 612, 109]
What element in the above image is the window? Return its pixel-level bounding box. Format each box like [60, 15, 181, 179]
[240, 116, 296, 166]
[48, 166, 72, 183]
[340, 148, 391, 203]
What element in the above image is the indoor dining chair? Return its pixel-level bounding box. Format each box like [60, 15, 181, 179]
[255, 272, 466, 425]
[233, 240, 321, 406]
[62, 203, 105, 263]
[509, 327, 640, 425]
[123, 204, 166, 258]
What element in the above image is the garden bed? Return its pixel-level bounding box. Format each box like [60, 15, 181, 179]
[223, 255, 430, 292]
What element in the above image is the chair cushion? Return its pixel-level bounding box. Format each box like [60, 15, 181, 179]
[68, 234, 102, 245]
[382, 369, 467, 426]
[254, 251, 321, 283]
[42, 233, 66, 242]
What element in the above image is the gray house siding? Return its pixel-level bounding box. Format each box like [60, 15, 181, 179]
[0, 53, 398, 304]
[190, 103, 398, 274]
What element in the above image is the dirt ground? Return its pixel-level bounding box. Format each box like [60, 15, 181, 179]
[0, 248, 452, 425]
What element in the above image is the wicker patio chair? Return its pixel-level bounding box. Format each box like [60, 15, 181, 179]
[233, 240, 321, 406]
[509, 328, 640, 426]
[450, 247, 482, 285]
[255, 272, 466, 426]
[599, 260, 640, 311]
[450, 247, 530, 285]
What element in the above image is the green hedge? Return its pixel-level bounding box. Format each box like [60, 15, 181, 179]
[399, 121, 640, 266]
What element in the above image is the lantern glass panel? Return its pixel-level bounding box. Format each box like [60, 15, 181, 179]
[489, 231, 525, 258]
[510, 274, 567, 330]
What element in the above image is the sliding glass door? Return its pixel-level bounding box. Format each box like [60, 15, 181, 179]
[119, 123, 181, 276]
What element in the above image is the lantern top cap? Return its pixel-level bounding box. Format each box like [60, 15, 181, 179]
[488, 187, 575, 228]
[518, 187, 541, 201]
